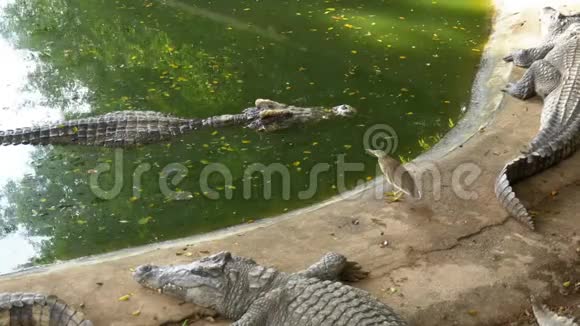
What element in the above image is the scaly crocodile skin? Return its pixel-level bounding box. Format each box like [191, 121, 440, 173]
[0, 293, 93, 326]
[496, 8, 580, 229]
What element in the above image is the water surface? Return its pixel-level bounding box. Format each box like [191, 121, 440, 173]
[0, 0, 490, 273]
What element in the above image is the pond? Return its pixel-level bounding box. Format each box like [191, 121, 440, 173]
[0, 0, 490, 273]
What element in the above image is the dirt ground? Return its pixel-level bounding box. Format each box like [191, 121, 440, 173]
[1, 1, 580, 325]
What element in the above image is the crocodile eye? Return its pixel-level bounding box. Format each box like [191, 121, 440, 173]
[190, 269, 210, 277]
[137, 265, 153, 273]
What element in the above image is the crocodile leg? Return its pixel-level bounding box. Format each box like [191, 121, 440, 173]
[503, 59, 561, 100]
[298, 252, 369, 282]
[231, 289, 282, 326]
[504, 43, 555, 67]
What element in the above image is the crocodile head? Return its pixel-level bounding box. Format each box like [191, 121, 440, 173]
[133, 252, 233, 310]
[540, 7, 563, 36]
[540, 7, 580, 37]
[331, 104, 357, 117]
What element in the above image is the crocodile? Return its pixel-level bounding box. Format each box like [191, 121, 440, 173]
[133, 251, 407, 326]
[0, 293, 93, 326]
[0, 99, 355, 147]
[532, 296, 578, 326]
[496, 7, 580, 229]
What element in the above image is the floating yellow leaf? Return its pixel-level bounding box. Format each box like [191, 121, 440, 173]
[211, 131, 219, 136]
[399, 56, 407, 60]
[241, 139, 251, 144]
[129, 196, 138, 202]
[138, 216, 153, 225]
[351, 50, 358, 54]
[344, 24, 354, 29]
[292, 161, 301, 167]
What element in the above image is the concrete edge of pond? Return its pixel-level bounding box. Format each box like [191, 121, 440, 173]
[0, 4, 508, 279]
[1, 1, 580, 326]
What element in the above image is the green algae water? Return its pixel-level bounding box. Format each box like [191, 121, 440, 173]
[0, 0, 490, 273]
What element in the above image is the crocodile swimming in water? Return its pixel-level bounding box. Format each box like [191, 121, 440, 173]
[133, 251, 407, 326]
[0, 293, 93, 326]
[0, 99, 355, 147]
[496, 7, 580, 229]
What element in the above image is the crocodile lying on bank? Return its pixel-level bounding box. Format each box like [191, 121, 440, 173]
[0, 292, 93, 325]
[496, 7, 580, 229]
[0, 99, 355, 147]
[133, 252, 407, 325]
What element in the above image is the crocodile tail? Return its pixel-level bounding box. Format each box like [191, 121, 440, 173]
[495, 155, 536, 229]
[495, 127, 580, 230]
[0, 292, 93, 326]
[0, 123, 76, 146]
[0, 111, 198, 146]
[0, 120, 109, 146]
